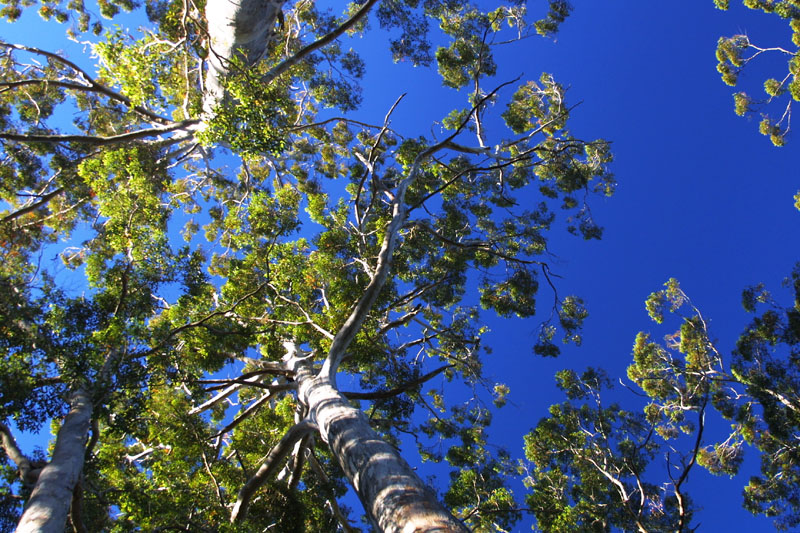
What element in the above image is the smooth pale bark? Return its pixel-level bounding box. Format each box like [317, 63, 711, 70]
[16, 389, 93, 533]
[300, 376, 470, 533]
[0, 422, 40, 486]
[230, 418, 319, 522]
[292, 110, 485, 531]
[203, 0, 286, 114]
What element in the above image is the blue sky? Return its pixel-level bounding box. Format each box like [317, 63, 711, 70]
[2, 0, 799, 530]
[343, 1, 798, 529]
[482, 2, 799, 529]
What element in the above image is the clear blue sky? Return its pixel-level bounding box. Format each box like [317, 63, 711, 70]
[2, 1, 799, 530]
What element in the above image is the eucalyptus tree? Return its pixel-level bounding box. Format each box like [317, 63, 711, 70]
[0, 0, 613, 531]
[713, 0, 800, 148]
[525, 269, 800, 531]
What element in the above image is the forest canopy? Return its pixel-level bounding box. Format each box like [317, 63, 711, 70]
[0, 0, 798, 531]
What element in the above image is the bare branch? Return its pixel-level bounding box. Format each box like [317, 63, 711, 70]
[193, 364, 296, 386]
[189, 374, 269, 415]
[376, 304, 422, 337]
[1, 186, 64, 224]
[673, 406, 706, 533]
[355, 93, 406, 226]
[412, 220, 546, 266]
[84, 418, 100, 461]
[68, 480, 88, 533]
[264, 282, 334, 339]
[319, 84, 514, 380]
[287, 116, 386, 133]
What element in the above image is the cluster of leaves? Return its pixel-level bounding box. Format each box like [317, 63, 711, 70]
[198, 63, 292, 156]
[94, 28, 202, 116]
[527, 268, 800, 531]
[729, 265, 800, 527]
[714, 0, 800, 146]
[0, 0, 136, 37]
[523, 367, 696, 532]
[0, 0, 624, 530]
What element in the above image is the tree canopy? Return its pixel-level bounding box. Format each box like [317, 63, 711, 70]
[714, 0, 800, 147]
[0, 0, 797, 532]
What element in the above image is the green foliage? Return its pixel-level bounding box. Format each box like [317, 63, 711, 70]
[713, 1, 800, 145]
[524, 368, 693, 532]
[644, 277, 684, 324]
[480, 268, 538, 317]
[534, 1, 572, 37]
[95, 30, 167, 109]
[0, 0, 621, 530]
[445, 463, 520, 531]
[198, 61, 292, 156]
[526, 267, 800, 531]
[503, 74, 568, 135]
[0, 0, 136, 37]
[696, 441, 745, 476]
[734, 91, 753, 115]
[726, 264, 800, 528]
[435, 7, 498, 88]
[528, 266, 800, 530]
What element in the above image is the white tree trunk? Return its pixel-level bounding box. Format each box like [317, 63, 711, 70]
[203, 0, 286, 114]
[301, 376, 470, 533]
[16, 389, 93, 533]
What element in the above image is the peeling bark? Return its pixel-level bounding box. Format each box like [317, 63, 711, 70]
[16, 389, 93, 533]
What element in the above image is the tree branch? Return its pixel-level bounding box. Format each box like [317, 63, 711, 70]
[0, 42, 173, 125]
[262, 0, 380, 85]
[343, 364, 453, 401]
[193, 364, 296, 386]
[192, 379, 294, 416]
[354, 93, 406, 227]
[0, 120, 200, 146]
[673, 405, 706, 533]
[307, 450, 361, 533]
[412, 220, 546, 266]
[1, 186, 64, 224]
[189, 374, 266, 415]
[319, 83, 509, 381]
[376, 304, 422, 337]
[0, 421, 39, 486]
[230, 419, 319, 523]
[68, 480, 88, 533]
[264, 282, 334, 339]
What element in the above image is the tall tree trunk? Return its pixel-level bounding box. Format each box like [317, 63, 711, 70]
[300, 375, 470, 533]
[203, 0, 286, 114]
[16, 389, 93, 533]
